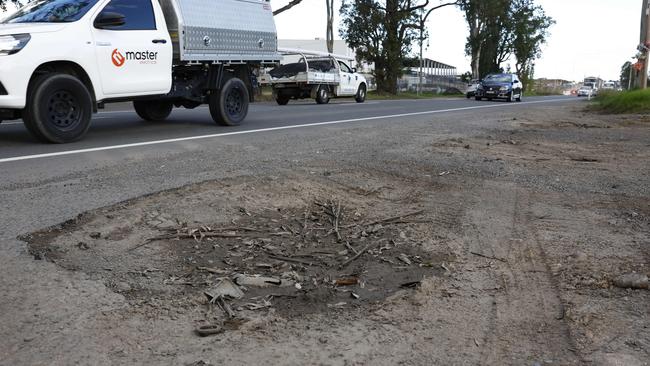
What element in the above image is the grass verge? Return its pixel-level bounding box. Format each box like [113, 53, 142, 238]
[593, 89, 650, 114]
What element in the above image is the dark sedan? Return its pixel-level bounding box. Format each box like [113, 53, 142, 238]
[475, 73, 523, 102]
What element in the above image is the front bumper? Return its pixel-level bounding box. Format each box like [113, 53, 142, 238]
[476, 88, 511, 98]
[0, 53, 32, 109]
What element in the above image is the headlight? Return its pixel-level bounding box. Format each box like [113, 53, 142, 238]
[477, 84, 483, 90]
[0, 34, 31, 56]
[499, 86, 509, 91]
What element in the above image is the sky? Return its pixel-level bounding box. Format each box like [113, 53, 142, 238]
[0, 0, 640, 81]
[272, 0, 642, 81]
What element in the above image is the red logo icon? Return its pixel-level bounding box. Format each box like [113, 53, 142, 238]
[111, 49, 125, 67]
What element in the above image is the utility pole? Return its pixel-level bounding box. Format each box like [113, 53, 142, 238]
[641, 0, 650, 88]
[417, 10, 424, 96]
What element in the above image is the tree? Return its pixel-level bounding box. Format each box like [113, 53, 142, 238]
[326, 0, 334, 53]
[459, 0, 552, 88]
[620, 61, 634, 90]
[273, 0, 303, 16]
[0, 0, 22, 12]
[340, 0, 456, 94]
[511, 0, 553, 91]
[458, 0, 488, 78]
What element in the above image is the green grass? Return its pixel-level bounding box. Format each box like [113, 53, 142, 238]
[593, 89, 650, 114]
[525, 89, 563, 97]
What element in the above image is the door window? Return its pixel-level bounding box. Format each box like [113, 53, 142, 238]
[98, 0, 156, 30]
[338, 61, 352, 73]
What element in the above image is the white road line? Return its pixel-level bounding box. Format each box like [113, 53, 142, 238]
[0, 98, 571, 164]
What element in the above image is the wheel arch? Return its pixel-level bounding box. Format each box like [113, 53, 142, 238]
[29, 61, 97, 111]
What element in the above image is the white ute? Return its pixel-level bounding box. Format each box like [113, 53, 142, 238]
[267, 50, 367, 105]
[0, 0, 280, 143]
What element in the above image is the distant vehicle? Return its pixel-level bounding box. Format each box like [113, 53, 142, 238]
[475, 73, 523, 102]
[267, 53, 367, 105]
[583, 77, 603, 92]
[602, 82, 615, 90]
[465, 79, 480, 98]
[577, 85, 594, 97]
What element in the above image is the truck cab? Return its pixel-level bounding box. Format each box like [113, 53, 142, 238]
[0, 0, 279, 143]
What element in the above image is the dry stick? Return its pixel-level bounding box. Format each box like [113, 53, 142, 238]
[341, 209, 425, 229]
[128, 241, 153, 252]
[217, 297, 235, 318]
[334, 200, 342, 242]
[147, 230, 290, 243]
[469, 251, 507, 263]
[268, 254, 321, 266]
[345, 240, 359, 255]
[340, 243, 377, 267]
[364, 209, 425, 226]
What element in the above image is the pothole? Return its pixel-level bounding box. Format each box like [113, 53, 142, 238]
[23, 174, 454, 322]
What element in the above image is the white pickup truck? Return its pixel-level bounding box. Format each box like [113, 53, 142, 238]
[0, 0, 280, 143]
[267, 52, 367, 105]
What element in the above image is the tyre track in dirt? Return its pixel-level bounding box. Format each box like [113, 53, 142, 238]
[463, 181, 581, 364]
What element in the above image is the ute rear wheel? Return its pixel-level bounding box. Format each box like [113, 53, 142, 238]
[133, 100, 173, 121]
[276, 95, 290, 105]
[22, 73, 93, 143]
[209, 77, 249, 126]
[315, 85, 330, 104]
[355, 84, 366, 103]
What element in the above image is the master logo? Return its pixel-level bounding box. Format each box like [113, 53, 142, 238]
[111, 49, 125, 67]
[111, 49, 158, 66]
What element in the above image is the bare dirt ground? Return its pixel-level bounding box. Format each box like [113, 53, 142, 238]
[16, 105, 650, 365]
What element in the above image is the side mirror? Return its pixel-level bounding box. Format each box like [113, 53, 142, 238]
[478, 79, 483, 83]
[94, 12, 126, 29]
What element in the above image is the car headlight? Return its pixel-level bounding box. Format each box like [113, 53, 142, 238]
[477, 84, 483, 90]
[0, 34, 31, 56]
[499, 86, 509, 91]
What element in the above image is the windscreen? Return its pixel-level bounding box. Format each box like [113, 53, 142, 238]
[484, 74, 511, 83]
[2, 0, 100, 23]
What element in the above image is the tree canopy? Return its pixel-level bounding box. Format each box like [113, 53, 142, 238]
[340, 0, 457, 94]
[459, 0, 553, 90]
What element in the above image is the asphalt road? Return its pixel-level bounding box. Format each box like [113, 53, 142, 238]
[0, 95, 574, 163]
[0, 95, 590, 365]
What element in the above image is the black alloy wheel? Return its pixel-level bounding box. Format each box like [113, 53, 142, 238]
[209, 77, 249, 126]
[22, 73, 92, 143]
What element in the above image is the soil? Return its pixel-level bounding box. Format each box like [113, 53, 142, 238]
[16, 105, 650, 365]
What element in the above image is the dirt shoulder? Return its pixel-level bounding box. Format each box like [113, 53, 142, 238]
[6, 104, 650, 365]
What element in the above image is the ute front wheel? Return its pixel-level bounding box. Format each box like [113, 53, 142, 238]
[133, 100, 173, 121]
[209, 77, 249, 126]
[22, 73, 93, 143]
[355, 84, 366, 103]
